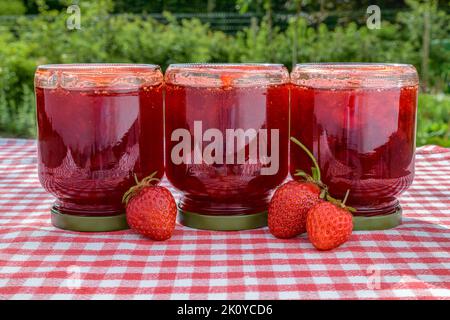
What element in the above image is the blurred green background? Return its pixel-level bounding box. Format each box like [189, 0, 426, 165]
[0, 0, 448, 146]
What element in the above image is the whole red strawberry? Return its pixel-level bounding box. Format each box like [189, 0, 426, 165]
[123, 173, 177, 241]
[306, 200, 353, 251]
[268, 180, 321, 238]
[268, 137, 328, 239]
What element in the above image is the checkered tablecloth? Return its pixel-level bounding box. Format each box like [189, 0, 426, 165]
[0, 138, 449, 300]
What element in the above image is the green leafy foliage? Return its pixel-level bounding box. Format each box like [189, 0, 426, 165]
[417, 94, 450, 147]
[0, 0, 26, 15]
[0, 0, 448, 146]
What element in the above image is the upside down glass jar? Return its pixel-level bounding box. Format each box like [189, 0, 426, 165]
[290, 63, 419, 230]
[165, 64, 290, 230]
[35, 64, 164, 232]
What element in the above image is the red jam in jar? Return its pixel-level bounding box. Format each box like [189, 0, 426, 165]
[290, 63, 419, 230]
[35, 64, 164, 231]
[165, 64, 289, 230]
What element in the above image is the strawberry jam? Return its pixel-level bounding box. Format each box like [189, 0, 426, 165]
[35, 64, 164, 227]
[290, 64, 419, 218]
[165, 64, 289, 230]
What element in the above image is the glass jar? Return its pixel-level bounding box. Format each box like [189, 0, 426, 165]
[165, 64, 290, 230]
[290, 63, 419, 230]
[35, 64, 164, 231]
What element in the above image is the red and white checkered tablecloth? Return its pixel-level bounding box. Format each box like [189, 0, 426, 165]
[0, 138, 449, 300]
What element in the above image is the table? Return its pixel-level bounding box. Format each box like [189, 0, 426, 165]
[0, 138, 449, 299]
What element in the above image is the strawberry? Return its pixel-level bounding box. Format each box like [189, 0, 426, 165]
[306, 191, 354, 251]
[268, 180, 321, 238]
[268, 137, 327, 239]
[123, 172, 177, 241]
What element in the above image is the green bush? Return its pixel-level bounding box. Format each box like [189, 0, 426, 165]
[0, 0, 26, 15]
[0, 31, 36, 137]
[417, 94, 450, 147]
[0, 0, 448, 146]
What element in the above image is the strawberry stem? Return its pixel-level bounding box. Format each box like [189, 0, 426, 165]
[342, 189, 350, 206]
[122, 171, 160, 205]
[290, 137, 357, 213]
[327, 189, 356, 213]
[290, 136, 321, 182]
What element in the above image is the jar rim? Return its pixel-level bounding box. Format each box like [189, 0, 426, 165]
[294, 62, 415, 68]
[291, 63, 419, 88]
[165, 63, 289, 87]
[37, 63, 161, 71]
[35, 63, 163, 90]
[168, 63, 285, 69]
